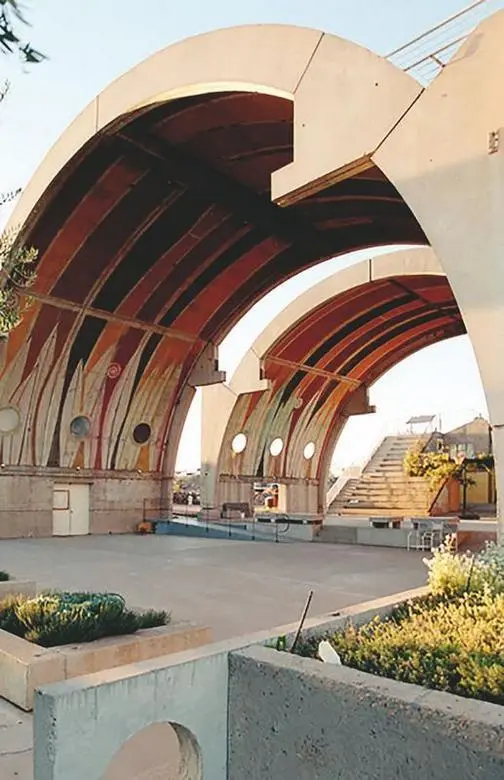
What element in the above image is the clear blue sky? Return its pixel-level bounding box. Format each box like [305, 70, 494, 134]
[0, 0, 490, 471]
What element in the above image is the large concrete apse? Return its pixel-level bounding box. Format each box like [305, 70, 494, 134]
[1, 14, 504, 536]
[201, 248, 465, 516]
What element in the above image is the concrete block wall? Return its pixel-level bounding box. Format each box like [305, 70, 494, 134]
[0, 470, 163, 538]
[90, 475, 163, 534]
[0, 472, 53, 537]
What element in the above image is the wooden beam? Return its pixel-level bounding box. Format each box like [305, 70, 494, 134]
[389, 278, 461, 326]
[112, 130, 338, 259]
[24, 290, 204, 345]
[263, 354, 361, 388]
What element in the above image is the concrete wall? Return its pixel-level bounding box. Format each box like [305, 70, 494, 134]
[0, 469, 162, 538]
[33, 587, 504, 780]
[228, 645, 504, 780]
[33, 590, 425, 779]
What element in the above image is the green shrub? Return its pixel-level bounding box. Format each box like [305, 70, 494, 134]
[0, 571, 10, 581]
[0, 591, 169, 647]
[294, 590, 504, 705]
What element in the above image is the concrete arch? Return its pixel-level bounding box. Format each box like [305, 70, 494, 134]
[0, 23, 426, 535]
[201, 247, 466, 515]
[2, 14, 504, 536]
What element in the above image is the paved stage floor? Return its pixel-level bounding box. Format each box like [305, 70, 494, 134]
[0, 534, 426, 778]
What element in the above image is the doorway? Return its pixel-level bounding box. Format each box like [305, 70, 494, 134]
[52, 483, 90, 536]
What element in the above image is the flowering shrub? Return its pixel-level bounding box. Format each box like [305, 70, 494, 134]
[0, 591, 169, 647]
[424, 539, 504, 596]
[291, 542, 504, 704]
[403, 447, 459, 490]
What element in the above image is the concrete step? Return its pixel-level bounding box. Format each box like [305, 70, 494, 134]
[349, 489, 430, 499]
[340, 502, 429, 511]
[333, 507, 419, 517]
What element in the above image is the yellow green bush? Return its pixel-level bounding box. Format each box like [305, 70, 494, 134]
[293, 543, 504, 704]
[296, 590, 504, 704]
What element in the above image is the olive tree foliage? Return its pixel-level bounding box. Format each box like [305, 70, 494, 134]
[0, 0, 44, 63]
[0, 0, 43, 337]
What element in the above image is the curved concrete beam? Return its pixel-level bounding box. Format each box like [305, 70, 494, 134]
[374, 10, 504, 531]
[201, 246, 443, 510]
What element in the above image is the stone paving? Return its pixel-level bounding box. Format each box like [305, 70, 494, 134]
[0, 534, 426, 778]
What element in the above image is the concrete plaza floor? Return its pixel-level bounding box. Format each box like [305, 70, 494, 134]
[0, 534, 426, 778]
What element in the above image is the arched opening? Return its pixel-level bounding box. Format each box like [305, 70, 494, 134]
[104, 721, 202, 780]
[328, 335, 492, 518]
[205, 251, 492, 521]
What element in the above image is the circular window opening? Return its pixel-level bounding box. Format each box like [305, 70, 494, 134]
[303, 441, 316, 460]
[0, 406, 20, 435]
[231, 432, 247, 454]
[132, 423, 152, 445]
[70, 415, 91, 438]
[269, 437, 284, 457]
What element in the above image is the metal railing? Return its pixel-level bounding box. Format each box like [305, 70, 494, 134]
[386, 0, 504, 85]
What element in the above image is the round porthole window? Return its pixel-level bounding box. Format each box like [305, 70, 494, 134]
[303, 441, 316, 460]
[133, 423, 152, 445]
[231, 433, 247, 454]
[269, 437, 284, 457]
[70, 415, 91, 438]
[0, 406, 20, 435]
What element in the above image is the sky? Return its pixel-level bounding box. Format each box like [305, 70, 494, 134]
[0, 0, 492, 472]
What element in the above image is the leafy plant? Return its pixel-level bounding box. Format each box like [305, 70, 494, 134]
[0, 3, 42, 337]
[0, 591, 169, 647]
[404, 445, 494, 495]
[0, 0, 44, 63]
[0, 570, 9, 581]
[0, 227, 37, 335]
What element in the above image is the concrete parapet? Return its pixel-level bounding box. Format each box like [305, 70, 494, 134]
[0, 621, 211, 711]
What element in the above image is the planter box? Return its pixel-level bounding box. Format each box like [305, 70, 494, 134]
[0, 579, 36, 599]
[228, 587, 504, 780]
[0, 620, 211, 711]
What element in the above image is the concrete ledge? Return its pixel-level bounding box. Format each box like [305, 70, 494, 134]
[0, 579, 36, 599]
[0, 620, 211, 711]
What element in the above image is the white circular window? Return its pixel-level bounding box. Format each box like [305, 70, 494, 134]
[303, 441, 316, 460]
[0, 406, 20, 435]
[269, 437, 284, 457]
[231, 433, 247, 454]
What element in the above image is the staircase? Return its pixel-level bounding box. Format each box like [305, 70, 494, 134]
[329, 434, 433, 517]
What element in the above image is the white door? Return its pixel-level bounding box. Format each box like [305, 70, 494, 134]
[52, 486, 71, 536]
[69, 484, 90, 535]
[52, 484, 90, 536]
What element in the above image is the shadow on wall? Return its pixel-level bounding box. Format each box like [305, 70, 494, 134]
[104, 721, 202, 780]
